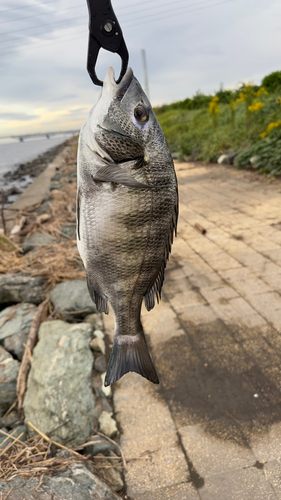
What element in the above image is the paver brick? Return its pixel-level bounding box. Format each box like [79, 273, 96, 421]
[199, 467, 277, 500]
[179, 423, 256, 477]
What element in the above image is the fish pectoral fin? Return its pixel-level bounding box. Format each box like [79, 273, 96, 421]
[104, 334, 159, 386]
[92, 164, 162, 189]
[87, 278, 109, 314]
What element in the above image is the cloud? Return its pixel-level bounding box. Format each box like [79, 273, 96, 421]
[0, 112, 37, 121]
[1, 0, 281, 135]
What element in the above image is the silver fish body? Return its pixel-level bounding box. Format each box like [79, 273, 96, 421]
[77, 67, 178, 386]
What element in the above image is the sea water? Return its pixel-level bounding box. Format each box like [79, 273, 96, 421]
[0, 133, 75, 180]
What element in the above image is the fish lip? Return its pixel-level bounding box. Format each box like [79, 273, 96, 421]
[104, 66, 133, 99]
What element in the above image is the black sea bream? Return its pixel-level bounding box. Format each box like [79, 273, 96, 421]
[77, 67, 178, 386]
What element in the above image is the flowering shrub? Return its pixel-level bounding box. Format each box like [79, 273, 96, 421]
[248, 101, 264, 112]
[209, 96, 220, 128]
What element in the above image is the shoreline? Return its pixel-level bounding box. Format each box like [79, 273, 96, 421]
[1, 137, 76, 207]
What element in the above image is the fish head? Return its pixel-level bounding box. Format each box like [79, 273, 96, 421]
[87, 66, 167, 163]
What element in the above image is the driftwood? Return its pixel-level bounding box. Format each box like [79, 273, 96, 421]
[17, 299, 49, 416]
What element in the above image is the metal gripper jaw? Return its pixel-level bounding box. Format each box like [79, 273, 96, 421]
[86, 0, 129, 86]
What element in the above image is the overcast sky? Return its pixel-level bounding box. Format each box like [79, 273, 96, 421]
[1, 0, 281, 136]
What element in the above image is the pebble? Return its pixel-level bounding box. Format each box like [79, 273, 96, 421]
[94, 355, 107, 373]
[101, 373, 112, 397]
[90, 337, 105, 354]
[98, 411, 118, 438]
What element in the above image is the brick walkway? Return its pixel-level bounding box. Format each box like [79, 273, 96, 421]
[104, 161, 281, 500]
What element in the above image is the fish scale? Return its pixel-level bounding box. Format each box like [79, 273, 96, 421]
[77, 66, 178, 386]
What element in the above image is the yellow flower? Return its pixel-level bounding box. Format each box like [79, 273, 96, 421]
[236, 92, 245, 103]
[213, 96, 219, 102]
[248, 101, 264, 112]
[231, 101, 236, 110]
[277, 97, 281, 105]
[260, 132, 267, 139]
[265, 121, 281, 134]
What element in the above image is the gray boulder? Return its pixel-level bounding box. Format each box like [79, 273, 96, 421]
[0, 462, 120, 499]
[50, 280, 96, 319]
[23, 232, 58, 253]
[24, 320, 95, 448]
[0, 303, 38, 360]
[0, 346, 20, 416]
[0, 273, 46, 304]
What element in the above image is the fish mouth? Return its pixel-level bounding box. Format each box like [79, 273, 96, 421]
[104, 66, 133, 100]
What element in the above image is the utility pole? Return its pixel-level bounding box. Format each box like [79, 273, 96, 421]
[141, 49, 150, 101]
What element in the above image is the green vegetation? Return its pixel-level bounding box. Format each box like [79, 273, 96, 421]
[154, 70, 281, 175]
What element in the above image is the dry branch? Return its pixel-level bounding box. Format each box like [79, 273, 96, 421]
[17, 299, 49, 415]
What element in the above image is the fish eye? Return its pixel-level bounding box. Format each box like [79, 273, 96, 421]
[134, 104, 148, 122]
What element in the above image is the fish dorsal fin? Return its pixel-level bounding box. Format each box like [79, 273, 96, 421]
[144, 183, 179, 311]
[92, 161, 164, 189]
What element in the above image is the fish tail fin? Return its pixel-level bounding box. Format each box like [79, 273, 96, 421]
[104, 334, 159, 387]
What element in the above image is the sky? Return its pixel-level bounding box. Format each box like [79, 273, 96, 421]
[1, 0, 281, 136]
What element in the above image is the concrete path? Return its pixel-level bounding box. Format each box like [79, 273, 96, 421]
[104, 161, 281, 499]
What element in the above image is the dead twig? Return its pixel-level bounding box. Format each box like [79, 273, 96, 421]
[27, 422, 84, 459]
[96, 431, 127, 470]
[3, 487, 13, 500]
[194, 222, 207, 235]
[2, 399, 18, 418]
[17, 299, 49, 415]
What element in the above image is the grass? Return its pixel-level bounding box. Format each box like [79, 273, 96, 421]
[154, 83, 281, 175]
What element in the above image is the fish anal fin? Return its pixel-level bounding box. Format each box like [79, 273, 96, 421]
[87, 277, 109, 314]
[104, 334, 159, 386]
[145, 182, 178, 312]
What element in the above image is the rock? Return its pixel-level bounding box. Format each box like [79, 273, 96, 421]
[0, 411, 19, 429]
[217, 154, 228, 165]
[93, 329, 105, 340]
[94, 355, 107, 373]
[0, 462, 120, 499]
[0, 346, 20, 416]
[101, 373, 112, 398]
[98, 411, 117, 438]
[101, 465, 124, 492]
[95, 454, 124, 492]
[92, 388, 113, 422]
[217, 152, 238, 165]
[61, 224, 76, 239]
[226, 152, 238, 165]
[50, 280, 97, 319]
[250, 154, 261, 168]
[0, 303, 38, 360]
[90, 337, 105, 355]
[84, 314, 103, 331]
[0, 273, 46, 305]
[50, 180, 63, 191]
[0, 425, 27, 448]
[24, 320, 95, 448]
[85, 435, 118, 457]
[36, 199, 51, 215]
[23, 232, 58, 253]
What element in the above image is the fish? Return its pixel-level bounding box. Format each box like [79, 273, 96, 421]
[76, 66, 178, 386]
